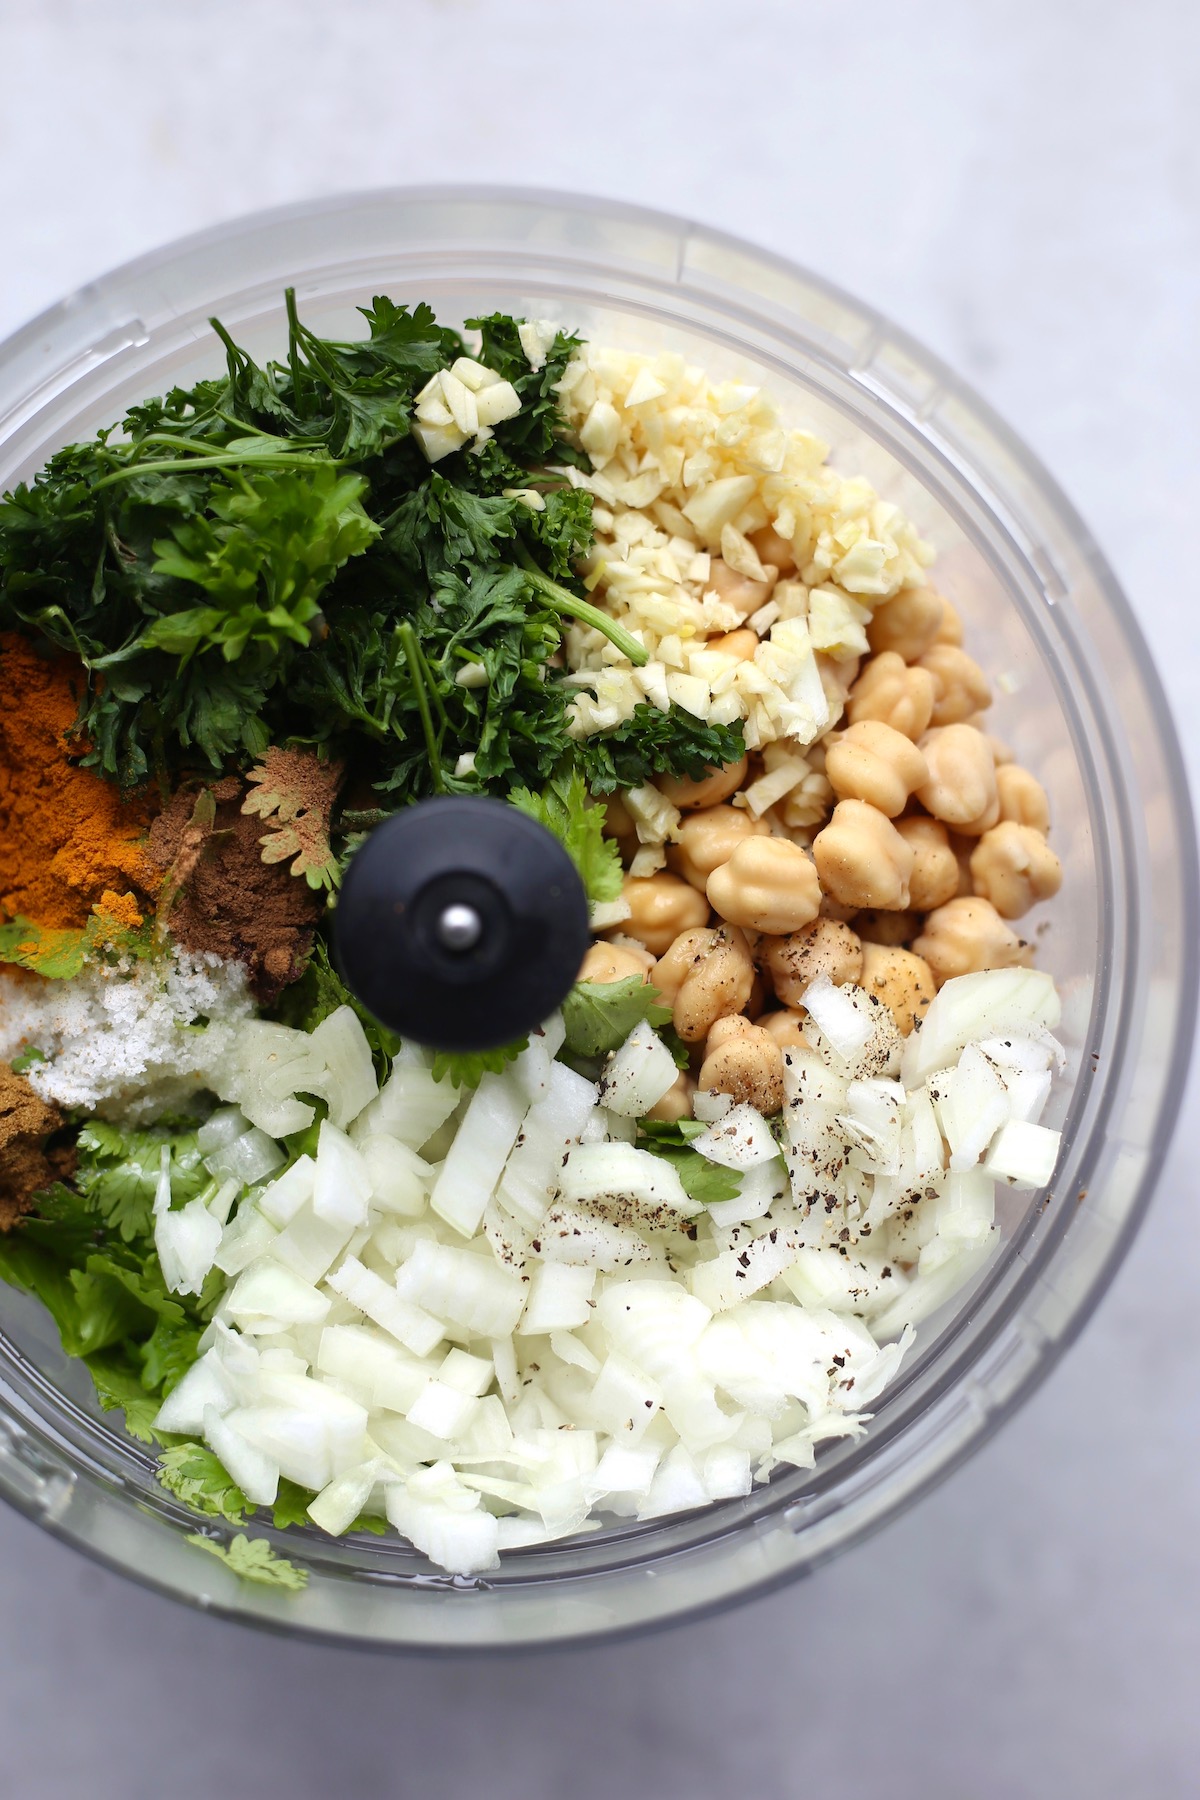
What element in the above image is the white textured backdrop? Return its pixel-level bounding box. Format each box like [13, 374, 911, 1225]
[0, 3, 1198, 1796]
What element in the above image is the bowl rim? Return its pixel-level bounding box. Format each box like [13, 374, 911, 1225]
[0, 182, 1195, 1650]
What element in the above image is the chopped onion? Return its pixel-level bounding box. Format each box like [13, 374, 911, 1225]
[313, 1119, 373, 1230]
[429, 1072, 528, 1237]
[982, 1118, 1061, 1189]
[802, 974, 872, 1060]
[598, 1021, 679, 1118]
[691, 1103, 779, 1171]
[901, 968, 1061, 1088]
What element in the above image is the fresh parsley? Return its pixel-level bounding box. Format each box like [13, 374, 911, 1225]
[508, 767, 623, 906]
[186, 1531, 309, 1591]
[561, 977, 673, 1060]
[636, 1118, 743, 1206]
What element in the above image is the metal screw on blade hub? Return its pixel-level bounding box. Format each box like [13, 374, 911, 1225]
[437, 903, 483, 952]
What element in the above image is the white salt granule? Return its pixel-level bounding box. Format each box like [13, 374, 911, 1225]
[0, 948, 252, 1123]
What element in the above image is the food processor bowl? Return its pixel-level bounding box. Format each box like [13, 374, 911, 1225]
[0, 187, 1193, 1649]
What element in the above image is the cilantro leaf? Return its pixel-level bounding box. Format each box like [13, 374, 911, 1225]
[431, 1039, 527, 1089]
[186, 1532, 309, 1590]
[508, 767, 623, 905]
[74, 1120, 207, 1243]
[636, 1119, 743, 1205]
[159, 1443, 249, 1521]
[83, 1351, 167, 1443]
[561, 978, 672, 1059]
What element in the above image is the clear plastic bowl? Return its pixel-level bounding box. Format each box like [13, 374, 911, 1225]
[0, 187, 1194, 1650]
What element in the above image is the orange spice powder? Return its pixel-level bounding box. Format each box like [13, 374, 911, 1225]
[0, 632, 159, 929]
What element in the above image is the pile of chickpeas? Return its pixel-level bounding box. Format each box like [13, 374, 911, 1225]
[579, 528, 1063, 1123]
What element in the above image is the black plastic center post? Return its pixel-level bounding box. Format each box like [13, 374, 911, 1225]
[334, 797, 592, 1052]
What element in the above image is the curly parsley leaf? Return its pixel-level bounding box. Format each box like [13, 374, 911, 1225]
[573, 705, 747, 795]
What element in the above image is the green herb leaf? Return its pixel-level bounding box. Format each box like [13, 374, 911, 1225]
[187, 1531, 309, 1591]
[431, 1039, 527, 1089]
[159, 1443, 250, 1522]
[574, 705, 746, 795]
[561, 978, 672, 1060]
[636, 1119, 743, 1205]
[74, 1120, 208, 1243]
[508, 767, 623, 905]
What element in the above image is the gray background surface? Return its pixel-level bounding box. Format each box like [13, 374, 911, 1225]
[1, 3, 1198, 1795]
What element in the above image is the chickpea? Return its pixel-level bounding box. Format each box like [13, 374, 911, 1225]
[578, 941, 653, 985]
[817, 651, 862, 710]
[866, 584, 942, 662]
[894, 815, 960, 911]
[915, 725, 1000, 835]
[761, 918, 864, 1006]
[917, 644, 992, 727]
[644, 1070, 695, 1124]
[824, 720, 929, 818]
[934, 595, 964, 646]
[654, 924, 755, 1043]
[602, 792, 638, 851]
[657, 754, 749, 811]
[706, 835, 822, 935]
[707, 628, 758, 662]
[614, 872, 709, 957]
[668, 804, 768, 892]
[707, 557, 777, 623]
[911, 896, 1034, 985]
[852, 908, 919, 946]
[758, 1008, 809, 1052]
[698, 1019, 785, 1115]
[812, 799, 915, 910]
[969, 822, 1063, 919]
[950, 833, 974, 898]
[996, 763, 1051, 835]
[748, 523, 797, 574]
[858, 942, 936, 1037]
[847, 651, 936, 740]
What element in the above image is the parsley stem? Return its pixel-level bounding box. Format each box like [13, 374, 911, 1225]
[397, 622, 445, 794]
[91, 448, 331, 490]
[514, 544, 648, 667]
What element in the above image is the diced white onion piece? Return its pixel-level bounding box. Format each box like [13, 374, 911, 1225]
[692, 1089, 734, 1124]
[355, 1135, 430, 1216]
[924, 1170, 996, 1261]
[207, 1178, 240, 1227]
[782, 1247, 908, 1318]
[700, 1444, 753, 1500]
[327, 1255, 445, 1357]
[226, 1259, 331, 1327]
[308, 1459, 385, 1537]
[156, 1197, 223, 1297]
[585, 1353, 663, 1438]
[901, 968, 1062, 1088]
[406, 1380, 479, 1441]
[638, 1443, 708, 1518]
[215, 1203, 279, 1278]
[598, 1021, 679, 1118]
[257, 1155, 316, 1227]
[520, 1262, 596, 1334]
[585, 1439, 661, 1506]
[781, 1048, 849, 1219]
[438, 1348, 493, 1396]
[705, 1158, 787, 1228]
[500, 1062, 599, 1227]
[802, 974, 872, 1060]
[393, 1239, 525, 1338]
[689, 1227, 801, 1312]
[354, 1053, 461, 1151]
[202, 1404, 279, 1508]
[226, 1405, 335, 1492]
[691, 1103, 779, 1171]
[313, 1120, 373, 1229]
[430, 1073, 529, 1237]
[196, 1106, 250, 1155]
[269, 1203, 355, 1286]
[934, 1044, 1011, 1173]
[307, 1007, 378, 1129]
[536, 1203, 657, 1270]
[154, 1350, 235, 1434]
[557, 1141, 692, 1216]
[385, 1485, 500, 1576]
[203, 1125, 284, 1187]
[871, 1235, 996, 1338]
[982, 1118, 1061, 1189]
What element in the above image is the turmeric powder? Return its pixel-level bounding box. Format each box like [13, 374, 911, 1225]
[0, 633, 158, 932]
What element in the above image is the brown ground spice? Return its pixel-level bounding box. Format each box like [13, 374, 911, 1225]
[148, 778, 321, 1003]
[0, 632, 158, 928]
[0, 1063, 76, 1230]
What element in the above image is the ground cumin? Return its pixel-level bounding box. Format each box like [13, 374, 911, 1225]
[0, 1063, 75, 1230]
[148, 778, 321, 1002]
[0, 633, 157, 930]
